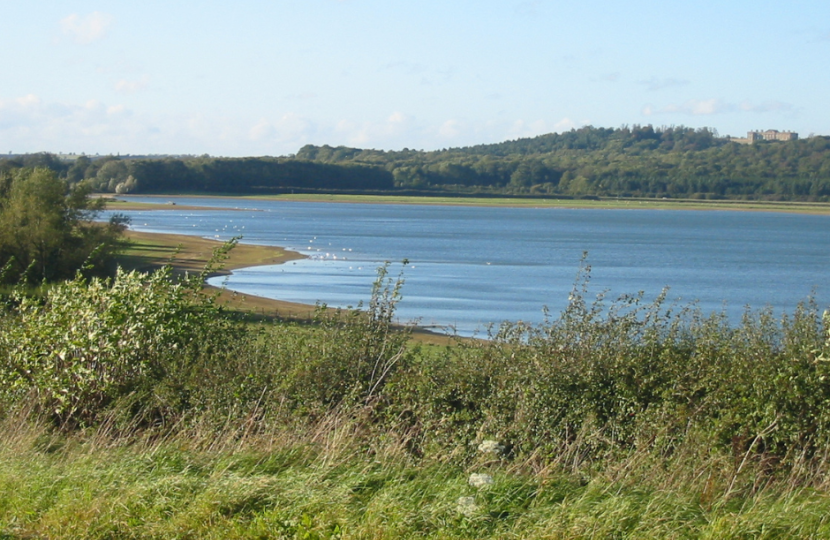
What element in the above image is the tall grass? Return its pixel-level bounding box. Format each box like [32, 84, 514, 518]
[1, 253, 829, 537]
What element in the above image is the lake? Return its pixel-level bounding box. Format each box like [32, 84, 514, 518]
[108, 197, 830, 336]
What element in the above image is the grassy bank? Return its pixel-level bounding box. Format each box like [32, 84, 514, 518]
[4, 417, 830, 539]
[104, 193, 830, 215]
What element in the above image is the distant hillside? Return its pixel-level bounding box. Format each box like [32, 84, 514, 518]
[296, 125, 830, 201]
[3, 125, 830, 201]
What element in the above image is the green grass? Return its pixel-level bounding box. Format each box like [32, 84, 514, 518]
[105, 192, 830, 214]
[3, 420, 830, 538]
[245, 193, 830, 214]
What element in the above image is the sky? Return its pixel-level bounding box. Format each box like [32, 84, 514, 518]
[1, 1, 829, 157]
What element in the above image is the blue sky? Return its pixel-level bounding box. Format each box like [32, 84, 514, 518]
[1, 1, 829, 156]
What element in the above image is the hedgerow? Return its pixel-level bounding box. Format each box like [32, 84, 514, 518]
[1, 255, 828, 472]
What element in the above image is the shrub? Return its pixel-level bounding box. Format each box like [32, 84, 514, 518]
[0, 265, 233, 427]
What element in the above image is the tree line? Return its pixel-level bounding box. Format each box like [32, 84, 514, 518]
[297, 126, 830, 200]
[0, 154, 394, 195]
[3, 125, 830, 200]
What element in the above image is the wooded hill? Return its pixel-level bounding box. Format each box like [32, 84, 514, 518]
[4, 125, 830, 201]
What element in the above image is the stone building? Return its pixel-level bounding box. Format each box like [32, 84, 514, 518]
[746, 130, 798, 142]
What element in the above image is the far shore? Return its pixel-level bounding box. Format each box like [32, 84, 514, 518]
[103, 193, 830, 215]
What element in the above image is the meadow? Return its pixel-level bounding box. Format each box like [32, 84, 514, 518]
[105, 193, 830, 215]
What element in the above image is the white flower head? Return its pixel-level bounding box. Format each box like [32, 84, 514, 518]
[468, 473, 494, 488]
[477, 439, 505, 456]
[456, 496, 478, 516]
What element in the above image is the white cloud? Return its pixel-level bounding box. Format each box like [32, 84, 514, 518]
[553, 117, 579, 132]
[16, 94, 41, 108]
[507, 119, 549, 139]
[249, 119, 275, 141]
[60, 12, 114, 44]
[286, 92, 318, 101]
[439, 119, 462, 138]
[114, 77, 149, 94]
[107, 104, 127, 116]
[381, 61, 426, 75]
[739, 100, 793, 113]
[388, 111, 407, 124]
[330, 113, 414, 147]
[0, 94, 141, 149]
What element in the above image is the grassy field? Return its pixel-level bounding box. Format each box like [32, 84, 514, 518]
[103, 193, 830, 214]
[4, 416, 830, 539]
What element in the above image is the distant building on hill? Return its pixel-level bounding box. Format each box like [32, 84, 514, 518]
[733, 129, 798, 144]
[748, 129, 798, 142]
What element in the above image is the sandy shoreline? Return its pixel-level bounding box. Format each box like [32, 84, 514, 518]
[121, 230, 316, 318]
[119, 229, 455, 344]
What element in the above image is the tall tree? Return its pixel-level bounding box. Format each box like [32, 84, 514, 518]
[0, 168, 128, 284]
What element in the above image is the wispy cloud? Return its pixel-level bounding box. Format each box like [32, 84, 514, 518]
[334, 112, 414, 147]
[439, 119, 463, 138]
[643, 99, 732, 116]
[739, 100, 793, 113]
[553, 117, 581, 132]
[0, 94, 138, 151]
[285, 92, 318, 101]
[380, 61, 427, 75]
[114, 76, 149, 94]
[643, 98, 794, 117]
[639, 77, 690, 91]
[59, 12, 114, 44]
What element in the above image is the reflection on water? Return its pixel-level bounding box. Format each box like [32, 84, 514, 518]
[108, 197, 830, 336]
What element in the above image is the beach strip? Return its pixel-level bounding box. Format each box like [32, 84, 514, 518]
[118, 229, 454, 344]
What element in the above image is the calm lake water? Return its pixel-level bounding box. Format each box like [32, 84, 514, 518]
[108, 197, 830, 336]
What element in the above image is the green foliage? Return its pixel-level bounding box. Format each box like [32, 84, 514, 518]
[3, 248, 829, 469]
[237, 262, 413, 418]
[381, 264, 830, 467]
[297, 127, 830, 200]
[0, 263, 238, 426]
[80, 155, 395, 194]
[7, 126, 830, 201]
[0, 167, 127, 284]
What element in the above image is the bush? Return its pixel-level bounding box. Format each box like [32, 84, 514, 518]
[382, 264, 830, 465]
[0, 265, 236, 427]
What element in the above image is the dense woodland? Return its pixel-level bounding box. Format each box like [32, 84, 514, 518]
[4, 125, 830, 201]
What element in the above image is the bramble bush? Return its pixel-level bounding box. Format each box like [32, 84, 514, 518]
[0, 264, 240, 427]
